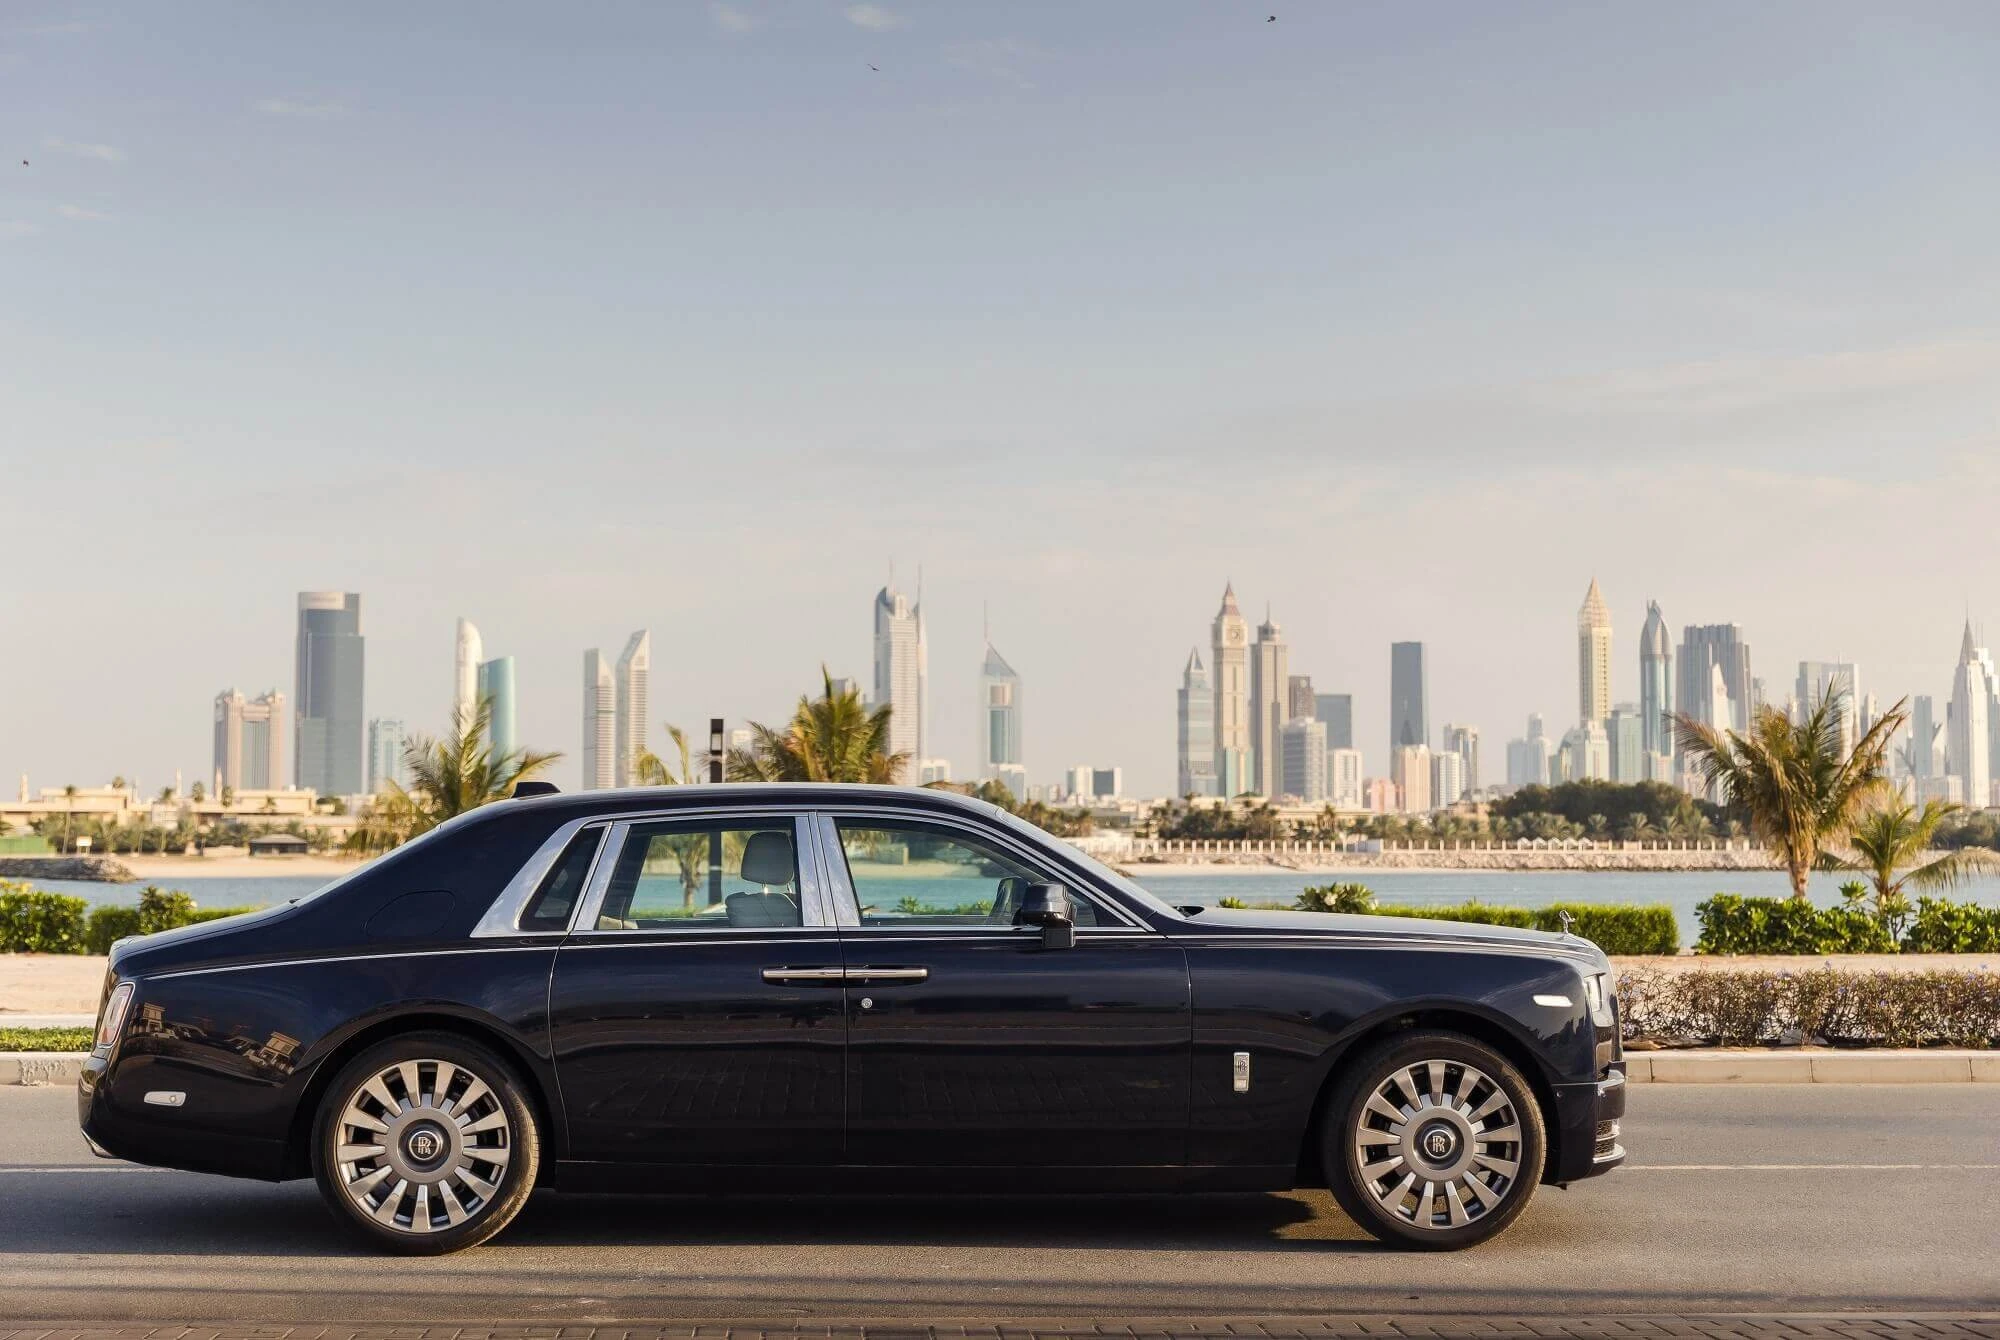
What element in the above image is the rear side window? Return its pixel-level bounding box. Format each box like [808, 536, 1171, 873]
[520, 828, 603, 933]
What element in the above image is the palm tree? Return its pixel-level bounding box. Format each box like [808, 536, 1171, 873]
[395, 696, 561, 838]
[727, 668, 908, 783]
[1829, 790, 1994, 917]
[632, 724, 714, 908]
[1673, 690, 1905, 901]
[61, 784, 78, 852]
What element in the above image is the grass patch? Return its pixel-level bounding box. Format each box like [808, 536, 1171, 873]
[0, 1026, 93, 1052]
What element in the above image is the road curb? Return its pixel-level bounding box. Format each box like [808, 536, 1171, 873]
[1627, 1048, 2000, 1082]
[8, 1049, 2000, 1086]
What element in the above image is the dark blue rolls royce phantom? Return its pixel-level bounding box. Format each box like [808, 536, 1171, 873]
[78, 784, 1625, 1253]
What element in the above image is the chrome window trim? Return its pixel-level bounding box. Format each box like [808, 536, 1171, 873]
[812, 806, 1147, 933]
[470, 816, 612, 939]
[569, 813, 830, 935]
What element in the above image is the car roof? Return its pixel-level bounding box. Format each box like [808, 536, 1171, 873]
[490, 782, 1009, 825]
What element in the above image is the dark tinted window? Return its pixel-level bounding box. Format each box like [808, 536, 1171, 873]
[520, 828, 603, 932]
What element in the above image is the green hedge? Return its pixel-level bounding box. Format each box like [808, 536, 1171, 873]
[1620, 967, 2000, 1047]
[0, 883, 89, 953]
[1901, 897, 2000, 954]
[1294, 885, 1679, 955]
[1697, 894, 1916, 955]
[1369, 902, 1679, 955]
[0, 1026, 95, 1052]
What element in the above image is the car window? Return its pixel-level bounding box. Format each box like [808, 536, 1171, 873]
[596, 820, 804, 930]
[833, 819, 1103, 928]
[519, 827, 603, 933]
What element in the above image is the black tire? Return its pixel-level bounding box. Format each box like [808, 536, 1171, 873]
[1321, 1030, 1546, 1250]
[310, 1031, 540, 1254]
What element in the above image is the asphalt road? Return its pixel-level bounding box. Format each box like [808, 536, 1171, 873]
[1, 1084, 1996, 1322]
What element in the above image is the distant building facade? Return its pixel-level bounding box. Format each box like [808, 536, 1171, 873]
[1640, 600, 1673, 762]
[1676, 623, 1753, 734]
[1328, 748, 1364, 810]
[1176, 649, 1218, 798]
[1393, 743, 1432, 813]
[478, 655, 518, 761]
[1314, 692, 1353, 751]
[581, 649, 615, 790]
[1949, 622, 1991, 808]
[1607, 703, 1645, 784]
[1279, 716, 1328, 803]
[366, 718, 407, 794]
[614, 630, 650, 787]
[1578, 579, 1612, 727]
[214, 689, 285, 793]
[1390, 641, 1429, 759]
[1430, 748, 1464, 813]
[874, 585, 926, 781]
[1211, 585, 1251, 796]
[1505, 713, 1552, 788]
[454, 618, 483, 725]
[980, 640, 1027, 801]
[1249, 610, 1289, 797]
[1440, 722, 1478, 800]
[295, 591, 364, 795]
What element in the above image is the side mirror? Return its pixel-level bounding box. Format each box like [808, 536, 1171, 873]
[1016, 883, 1076, 950]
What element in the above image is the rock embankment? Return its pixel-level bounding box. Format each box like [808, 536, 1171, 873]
[0, 856, 135, 883]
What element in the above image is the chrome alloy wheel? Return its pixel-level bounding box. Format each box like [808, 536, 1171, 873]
[332, 1058, 512, 1235]
[1352, 1057, 1524, 1231]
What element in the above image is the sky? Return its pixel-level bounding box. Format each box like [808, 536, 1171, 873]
[4, 1, 1999, 798]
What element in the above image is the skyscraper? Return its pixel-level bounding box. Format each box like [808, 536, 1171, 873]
[1279, 716, 1328, 803]
[1314, 693, 1353, 750]
[1796, 660, 1861, 755]
[1949, 622, 1991, 808]
[1607, 703, 1645, 784]
[1639, 601, 1673, 761]
[1287, 674, 1316, 722]
[1249, 609, 1289, 797]
[213, 689, 285, 792]
[1393, 743, 1432, 813]
[1505, 713, 1552, 788]
[1389, 642, 1429, 759]
[1176, 649, 1218, 798]
[1440, 723, 1478, 799]
[454, 617, 482, 724]
[1578, 579, 1612, 727]
[1430, 748, 1465, 812]
[1328, 748, 1364, 810]
[367, 718, 407, 794]
[1564, 720, 1611, 782]
[1210, 585, 1251, 797]
[478, 655, 518, 761]
[614, 629, 650, 788]
[295, 591, 364, 796]
[873, 584, 925, 780]
[1676, 624, 1753, 733]
[979, 639, 1027, 801]
[581, 649, 615, 790]
[1908, 695, 1940, 780]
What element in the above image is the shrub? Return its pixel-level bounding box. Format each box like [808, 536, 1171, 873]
[85, 906, 143, 955]
[1619, 967, 2000, 1048]
[1297, 882, 1378, 913]
[1901, 897, 2000, 954]
[136, 887, 198, 934]
[0, 1026, 95, 1052]
[1695, 894, 1898, 955]
[0, 883, 89, 954]
[1364, 901, 1679, 955]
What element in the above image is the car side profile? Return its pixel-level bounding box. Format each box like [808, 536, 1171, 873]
[78, 784, 1625, 1253]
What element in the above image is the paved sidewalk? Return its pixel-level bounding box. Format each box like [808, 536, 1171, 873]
[3, 1319, 1998, 1340]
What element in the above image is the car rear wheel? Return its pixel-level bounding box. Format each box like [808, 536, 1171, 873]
[1322, 1030, 1546, 1250]
[310, 1032, 539, 1254]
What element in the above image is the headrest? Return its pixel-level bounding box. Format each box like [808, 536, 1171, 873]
[739, 830, 797, 887]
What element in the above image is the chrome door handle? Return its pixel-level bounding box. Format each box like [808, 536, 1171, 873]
[761, 966, 847, 985]
[846, 966, 929, 983]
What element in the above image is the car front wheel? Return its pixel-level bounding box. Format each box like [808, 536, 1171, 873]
[1322, 1030, 1546, 1250]
[310, 1032, 540, 1254]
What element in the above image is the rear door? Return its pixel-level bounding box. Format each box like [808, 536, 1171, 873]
[548, 809, 848, 1166]
[818, 810, 1191, 1168]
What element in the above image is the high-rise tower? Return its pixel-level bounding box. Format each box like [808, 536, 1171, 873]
[614, 630, 650, 787]
[581, 649, 615, 790]
[1949, 622, 1991, 808]
[1249, 608, 1289, 797]
[1177, 649, 1217, 798]
[979, 638, 1026, 801]
[454, 618, 483, 725]
[874, 583, 926, 780]
[1676, 624, 1753, 733]
[1639, 601, 1673, 761]
[295, 591, 364, 795]
[1389, 641, 1429, 759]
[1578, 578, 1612, 728]
[1210, 585, 1251, 796]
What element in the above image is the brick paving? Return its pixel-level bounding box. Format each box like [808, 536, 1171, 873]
[1, 1320, 1997, 1340]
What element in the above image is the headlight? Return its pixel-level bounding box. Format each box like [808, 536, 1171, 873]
[1580, 971, 1615, 1028]
[95, 982, 134, 1052]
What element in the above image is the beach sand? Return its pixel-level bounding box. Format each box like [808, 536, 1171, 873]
[117, 852, 370, 880]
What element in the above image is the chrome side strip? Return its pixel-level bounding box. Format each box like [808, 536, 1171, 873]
[146, 943, 560, 981]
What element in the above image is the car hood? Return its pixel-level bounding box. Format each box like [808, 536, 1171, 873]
[1174, 906, 1610, 968]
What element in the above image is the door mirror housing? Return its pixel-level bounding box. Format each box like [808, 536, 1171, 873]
[1016, 883, 1076, 950]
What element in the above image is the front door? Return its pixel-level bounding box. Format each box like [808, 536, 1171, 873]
[549, 812, 847, 1166]
[821, 813, 1191, 1168]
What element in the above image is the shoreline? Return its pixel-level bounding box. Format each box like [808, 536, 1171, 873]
[1124, 857, 1782, 878]
[109, 852, 366, 881]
